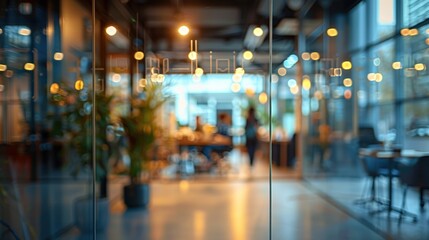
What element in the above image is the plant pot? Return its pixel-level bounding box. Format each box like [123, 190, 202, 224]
[74, 196, 109, 233]
[123, 183, 150, 208]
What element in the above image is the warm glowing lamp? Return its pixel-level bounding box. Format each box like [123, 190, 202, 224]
[290, 85, 299, 95]
[310, 52, 320, 61]
[195, 68, 204, 77]
[343, 78, 353, 87]
[188, 51, 197, 60]
[259, 92, 268, 104]
[232, 74, 242, 82]
[392, 62, 402, 70]
[253, 27, 264, 37]
[0, 64, 6, 71]
[302, 78, 311, 90]
[134, 51, 144, 60]
[178, 25, 190, 36]
[243, 50, 253, 60]
[409, 29, 419, 36]
[231, 83, 241, 92]
[50, 83, 60, 94]
[139, 78, 147, 88]
[327, 28, 338, 37]
[235, 67, 245, 75]
[314, 90, 323, 100]
[54, 52, 64, 61]
[106, 26, 117, 36]
[19, 27, 31, 36]
[301, 52, 310, 60]
[400, 28, 409, 36]
[367, 73, 376, 81]
[112, 73, 121, 82]
[245, 88, 255, 97]
[415, 63, 426, 71]
[341, 61, 352, 70]
[158, 74, 165, 83]
[277, 67, 287, 76]
[375, 73, 383, 82]
[75, 79, 84, 90]
[24, 63, 35, 71]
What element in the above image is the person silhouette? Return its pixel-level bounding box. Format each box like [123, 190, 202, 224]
[245, 107, 259, 167]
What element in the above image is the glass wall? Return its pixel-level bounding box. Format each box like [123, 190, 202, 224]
[0, 0, 286, 239]
[300, 0, 429, 237]
[0, 0, 121, 238]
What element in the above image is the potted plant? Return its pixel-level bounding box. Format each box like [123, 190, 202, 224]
[120, 81, 170, 208]
[49, 84, 114, 232]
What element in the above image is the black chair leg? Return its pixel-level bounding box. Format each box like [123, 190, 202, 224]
[399, 186, 418, 223]
[354, 176, 386, 210]
[420, 188, 425, 209]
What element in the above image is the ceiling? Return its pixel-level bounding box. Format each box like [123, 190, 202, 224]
[105, 0, 361, 73]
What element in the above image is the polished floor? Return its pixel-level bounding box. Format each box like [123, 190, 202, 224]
[308, 177, 429, 240]
[6, 149, 423, 239]
[57, 150, 384, 240]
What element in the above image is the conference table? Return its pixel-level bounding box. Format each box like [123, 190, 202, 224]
[359, 147, 429, 220]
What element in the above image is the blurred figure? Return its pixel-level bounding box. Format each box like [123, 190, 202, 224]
[194, 115, 204, 132]
[216, 113, 230, 137]
[245, 107, 259, 167]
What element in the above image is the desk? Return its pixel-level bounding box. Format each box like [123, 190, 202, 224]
[359, 148, 429, 219]
[176, 134, 232, 160]
[176, 134, 232, 147]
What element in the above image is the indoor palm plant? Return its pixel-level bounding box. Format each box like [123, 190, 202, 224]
[120, 81, 170, 208]
[49, 84, 114, 232]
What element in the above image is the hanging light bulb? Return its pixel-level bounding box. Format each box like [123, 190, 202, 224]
[24, 63, 35, 71]
[75, 79, 84, 90]
[178, 25, 190, 36]
[235, 67, 245, 75]
[134, 51, 144, 60]
[188, 51, 197, 60]
[105, 26, 117, 36]
[195, 68, 204, 77]
[259, 92, 268, 104]
[253, 27, 264, 37]
[139, 78, 147, 88]
[231, 83, 241, 92]
[327, 28, 338, 37]
[50, 83, 60, 94]
[243, 50, 253, 60]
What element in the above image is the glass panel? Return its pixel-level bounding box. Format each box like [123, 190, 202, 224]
[376, 0, 396, 39]
[402, 23, 429, 99]
[403, 0, 429, 27]
[367, 40, 396, 103]
[404, 100, 429, 135]
[0, 1, 97, 238]
[349, 1, 367, 51]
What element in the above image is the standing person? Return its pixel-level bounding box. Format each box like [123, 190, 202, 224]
[194, 115, 204, 132]
[216, 113, 230, 137]
[245, 106, 259, 167]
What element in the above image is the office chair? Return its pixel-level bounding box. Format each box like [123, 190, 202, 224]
[398, 156, 429, 221]
[354, 126, 399, 209]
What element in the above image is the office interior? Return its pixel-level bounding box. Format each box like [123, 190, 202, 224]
[1, 0, 429, 239]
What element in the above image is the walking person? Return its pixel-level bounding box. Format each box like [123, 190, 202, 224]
[245, 107, 259, 167]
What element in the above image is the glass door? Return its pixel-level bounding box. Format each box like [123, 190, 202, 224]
[1, 0, 299, 239]
[0, 1, 100, 238]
